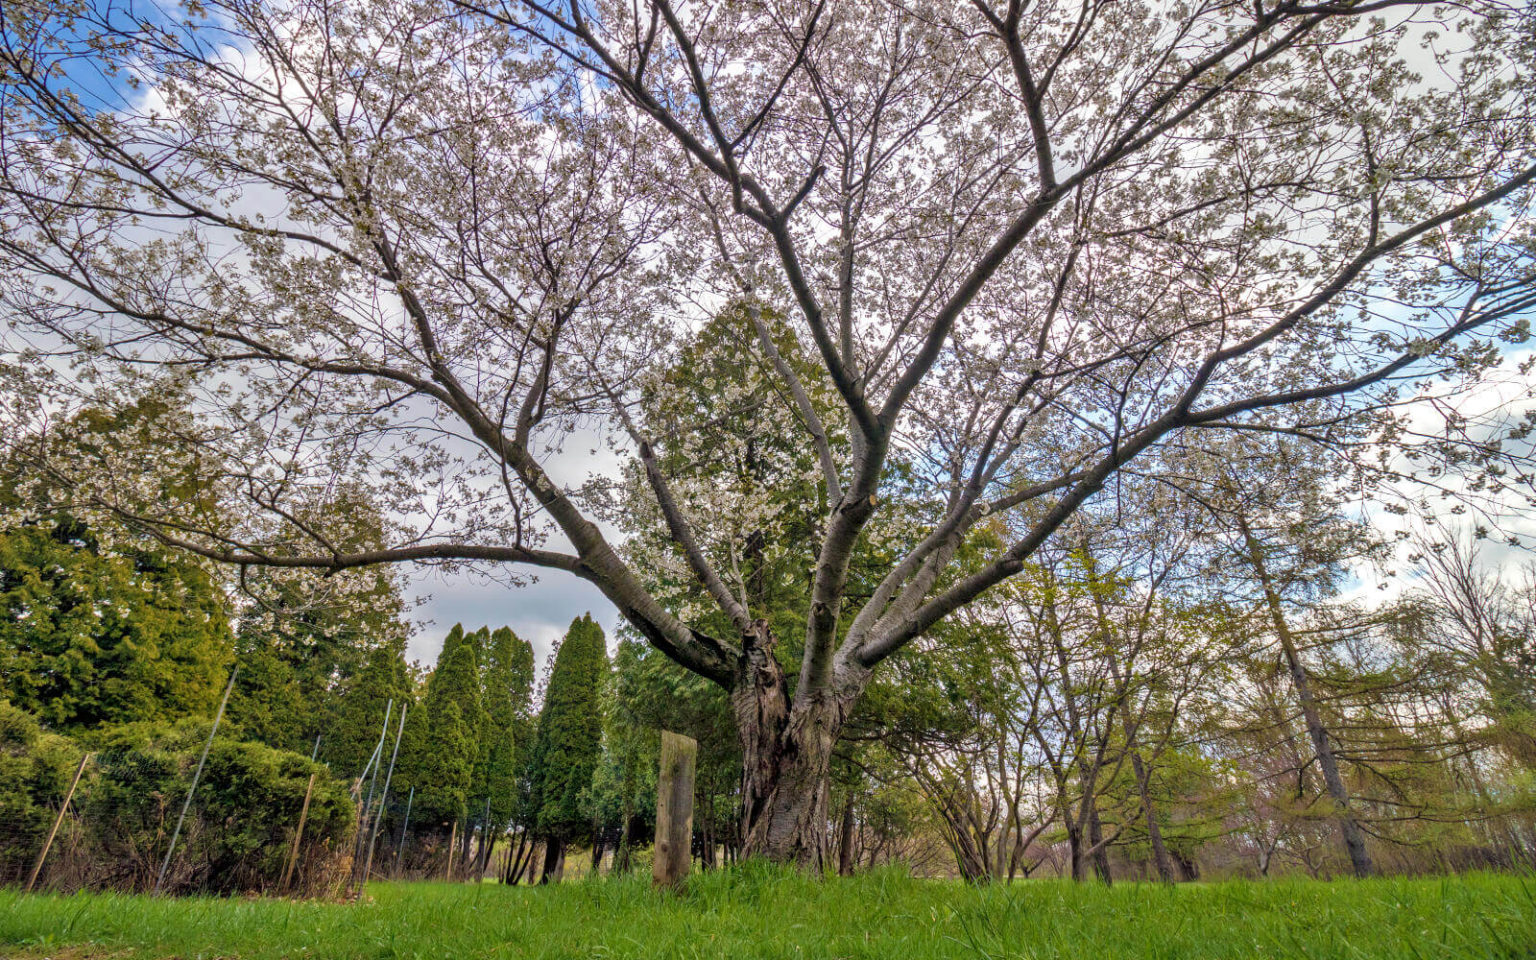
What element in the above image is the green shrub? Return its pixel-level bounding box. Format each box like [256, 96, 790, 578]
[77, 720, 355, 895]
[0, 702, 84, 884]
[0, 705, 354, 896]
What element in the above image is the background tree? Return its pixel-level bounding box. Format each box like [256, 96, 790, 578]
[323, 638, 415, 782]
[396, 625, 482, 842]
[470, 625, 535, 875]
[529, 614, 608, 882]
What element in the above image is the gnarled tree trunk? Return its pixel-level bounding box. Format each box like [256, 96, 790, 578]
[731, 622, 867, 866]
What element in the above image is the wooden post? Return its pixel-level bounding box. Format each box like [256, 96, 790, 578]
[653, 730, 697, 889]
[24, 752, 91, 893]
[445, 820, 458, 881]
[281, 772, 317, 893]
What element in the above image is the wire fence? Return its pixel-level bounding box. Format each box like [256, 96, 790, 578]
[3, 695, 553, 899]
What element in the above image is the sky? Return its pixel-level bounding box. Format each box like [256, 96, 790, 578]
[406, 565, 620, 668]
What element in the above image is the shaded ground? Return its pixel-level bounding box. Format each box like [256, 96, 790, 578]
[3, 866, 1533, 959]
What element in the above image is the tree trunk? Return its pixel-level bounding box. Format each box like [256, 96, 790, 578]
[539, 837, 565, 884]
[1088, 803, 1112, 884]
[615, 815, 635, 874]
[519, 841, 541, 884]
[505, 831, 528, 884]
[478, 819, 499, 878]
[731, 623, 866, 867]
[1067, 822, 1086, 881]
[836, 793, 857, 877]
[1242, 524, 1373, 879]
[1130, 751, 1176, 883]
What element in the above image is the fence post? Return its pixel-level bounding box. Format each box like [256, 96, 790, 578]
[154, 665, 237, 896]
[24, 752, 91, 893]
[394, 786, 414, 877]
[445, 820, 458, 881]
[653, 730, 697, 889]
[280, 772, 317, 894]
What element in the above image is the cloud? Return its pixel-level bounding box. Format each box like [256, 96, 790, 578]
[404, 565, 621, 669]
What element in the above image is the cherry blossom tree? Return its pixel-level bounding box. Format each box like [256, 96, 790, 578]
[1, 0, 1533, 863]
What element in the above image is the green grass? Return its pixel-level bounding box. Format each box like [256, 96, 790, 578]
[3, 865, 1534, 960]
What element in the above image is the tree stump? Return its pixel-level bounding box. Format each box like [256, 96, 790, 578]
[653, 731, 697, 889]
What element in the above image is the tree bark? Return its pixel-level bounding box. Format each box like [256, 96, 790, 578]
[1088, 802, 1112, 884]
[1242, 524, 1373, 879]
[1130, 750, 1176, 883]
[731, 622, 867, 866]
[1067, 821, 1087, 881]
[539, 837, 565, 884]
[836, 792, 857, 877]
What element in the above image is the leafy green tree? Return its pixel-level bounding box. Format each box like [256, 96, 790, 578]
[227, 561, 414, 754]
[529, 614, 608, 880]
[323, 638, 415, 782]
[0, 518, 234, 729]
[401, 624, 483, 832]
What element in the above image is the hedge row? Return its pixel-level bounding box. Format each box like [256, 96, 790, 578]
[1, 702, 354, 896]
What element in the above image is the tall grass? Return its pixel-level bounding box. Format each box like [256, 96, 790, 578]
[3, 864, 1533, 959]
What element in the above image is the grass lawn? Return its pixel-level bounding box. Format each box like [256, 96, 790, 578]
[2, 866, 1533, 960]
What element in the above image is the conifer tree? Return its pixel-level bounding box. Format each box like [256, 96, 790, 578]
[0, 518, 235, 730]
[469, 626, 535, 872]
[323, 638, 414, 780]
[405, 624, 484, 832]
[529, 614, 608, 881]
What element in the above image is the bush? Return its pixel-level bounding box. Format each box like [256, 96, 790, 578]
[1, 706, 354, 896]
[0, 702, 84, 884]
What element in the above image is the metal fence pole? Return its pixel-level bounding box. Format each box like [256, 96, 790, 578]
[154, 665, 237, 896]
[394, 786, 414, 877]
[350, 699, 392, 887]
[359, 702, 406, 892]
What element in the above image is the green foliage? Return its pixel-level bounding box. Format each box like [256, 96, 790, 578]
[322, 639, 414, 781]
[227, 562, 414, 756]
[530, 615, 608, 842]
[0, 519, 234, 730]
[226, 640, 310, 754]
[477, 626, 535, 827]
[75, 719, 353, 895]
[0, 701, 84, 883]
[0, 704, 352, 896]
[401, 624, 483, 828]
[2, 869, 1533, 960]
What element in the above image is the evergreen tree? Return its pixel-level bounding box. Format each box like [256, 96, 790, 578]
[227, 562, 413, 754]
[323, 639, 414, 781]
[402, 624, 484, 830]
[479, 626, 534, 825]
[0, 518, 234, 730]
[226, 639, 308, 752]
[529, 614, 608, 880]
